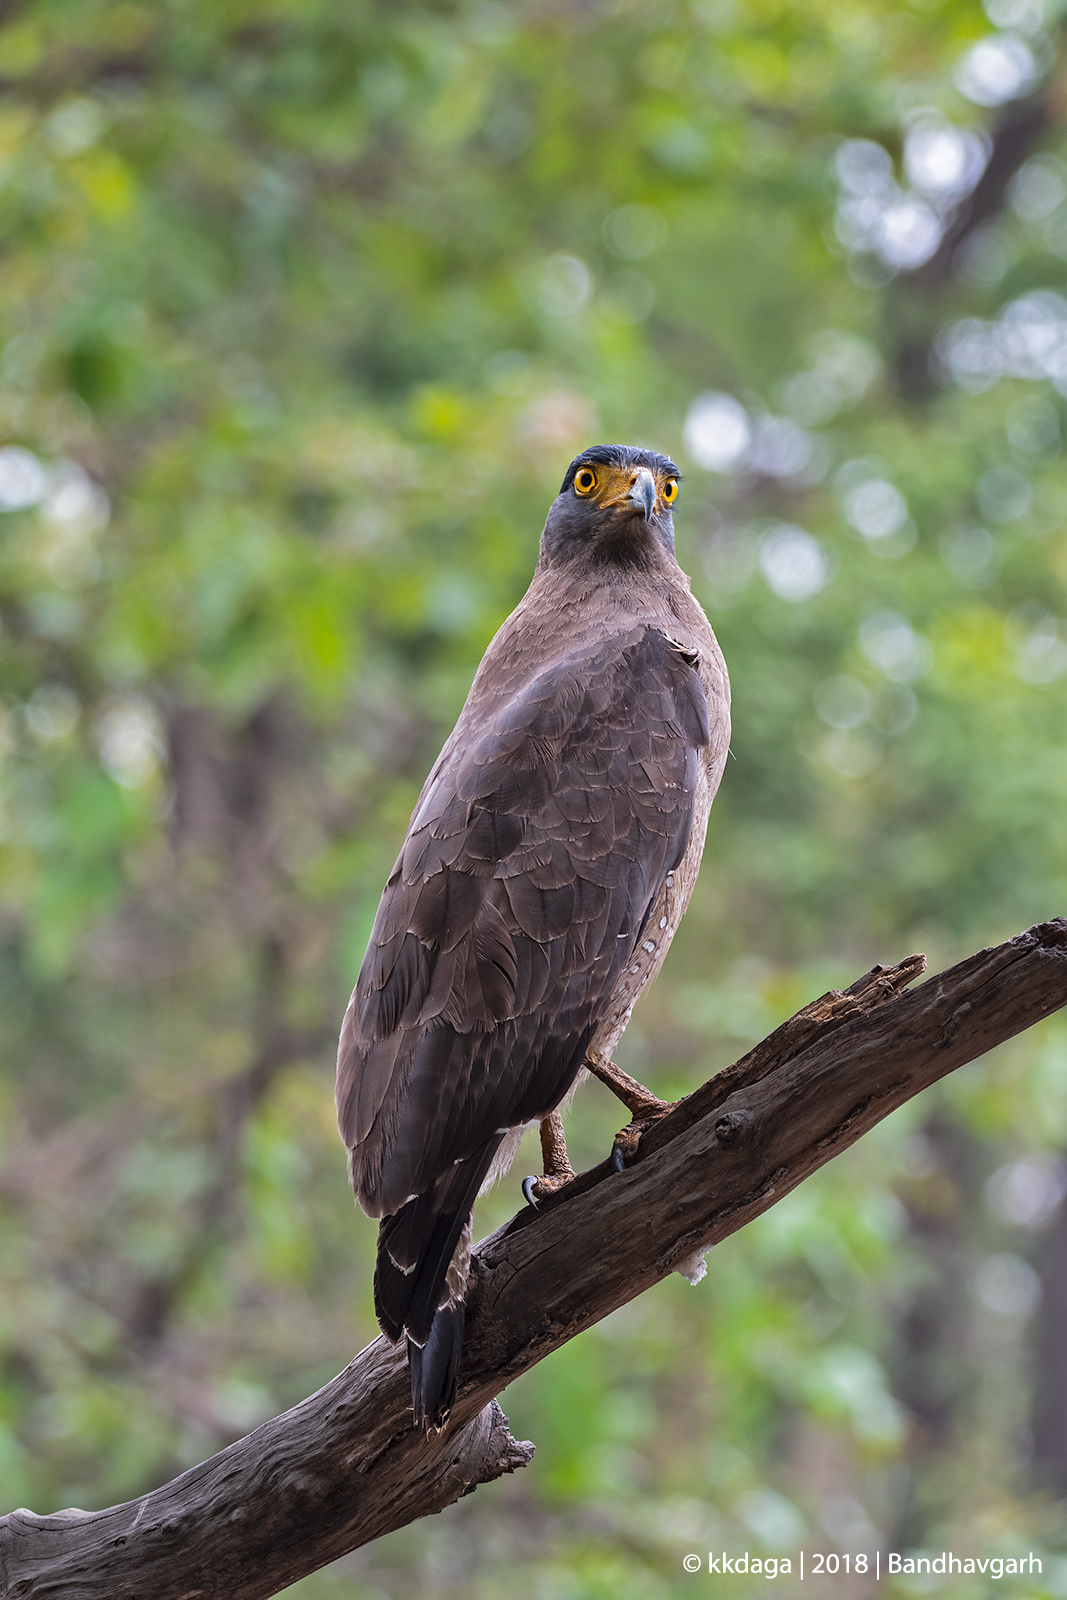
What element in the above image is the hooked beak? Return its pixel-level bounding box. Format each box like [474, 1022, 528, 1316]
[626, 467, 656, 521]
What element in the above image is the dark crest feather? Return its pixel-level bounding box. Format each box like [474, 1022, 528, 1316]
[559, 444, 679, 496]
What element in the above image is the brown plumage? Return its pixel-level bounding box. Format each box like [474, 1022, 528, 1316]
[336, 445, 730, 1429]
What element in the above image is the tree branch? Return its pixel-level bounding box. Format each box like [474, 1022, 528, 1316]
[910, 89, 1056, 293]
[890, 67, 1066, 399]
[3, 919, 1065, 1600]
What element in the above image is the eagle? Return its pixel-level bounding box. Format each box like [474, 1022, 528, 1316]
[336, 445, 730, 1429]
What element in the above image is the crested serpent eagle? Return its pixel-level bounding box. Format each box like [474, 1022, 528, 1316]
[336, 445, 731, 1429]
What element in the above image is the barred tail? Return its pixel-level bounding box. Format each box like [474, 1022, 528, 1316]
[408, 1302, 466, 1430]
[373, 1135, 504, 1430]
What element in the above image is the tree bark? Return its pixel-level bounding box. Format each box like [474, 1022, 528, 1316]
[2, 919, 1065, 1600]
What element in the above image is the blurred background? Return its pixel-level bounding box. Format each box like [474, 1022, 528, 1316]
[1, 0, 1067, 1595]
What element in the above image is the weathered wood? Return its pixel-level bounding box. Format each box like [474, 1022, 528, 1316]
[2, 919, 1065, 1600]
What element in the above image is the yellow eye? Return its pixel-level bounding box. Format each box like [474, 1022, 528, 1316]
[662, 479, 678, 505]
[574, 466, 598, 496]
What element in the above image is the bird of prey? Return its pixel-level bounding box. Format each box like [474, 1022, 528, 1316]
[336, 444, 730, 1430]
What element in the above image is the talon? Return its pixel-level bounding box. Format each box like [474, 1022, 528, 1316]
[611, 1143, 626, 1174]
[522, 1175, 540, 1209]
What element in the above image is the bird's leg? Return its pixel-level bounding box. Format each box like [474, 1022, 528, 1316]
[521, 1110, 578, 1208]
[586, 1055, 676, 1170]
[586, 1056, 669, 1119]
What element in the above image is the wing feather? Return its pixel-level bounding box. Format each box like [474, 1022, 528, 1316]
[337, 624, 713, 1221]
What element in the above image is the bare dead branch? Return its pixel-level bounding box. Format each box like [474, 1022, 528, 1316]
[2, 919, 1065, 1600]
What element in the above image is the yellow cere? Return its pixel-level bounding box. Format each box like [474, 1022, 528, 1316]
[573, 462, 680, 509]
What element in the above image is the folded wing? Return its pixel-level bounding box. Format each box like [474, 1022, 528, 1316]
[335, 623, 711, 1423]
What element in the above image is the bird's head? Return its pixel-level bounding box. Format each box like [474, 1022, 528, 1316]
[539, 445, 681, 571]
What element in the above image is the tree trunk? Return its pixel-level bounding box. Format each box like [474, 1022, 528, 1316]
[2, 920, 1065, 1600]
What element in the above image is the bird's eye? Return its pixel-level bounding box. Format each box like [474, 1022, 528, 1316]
[574, 467, 598, 496]
[662, 479, 679, 504]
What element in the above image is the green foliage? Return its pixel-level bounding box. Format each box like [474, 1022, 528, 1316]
[1, 0, 1067, 1594]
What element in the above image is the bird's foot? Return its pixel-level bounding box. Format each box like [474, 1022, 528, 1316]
[609, 1109, 675, 1171]
[589, 1058, 676, 1172]
[522, 1165, 578, 1208]
[522, 1109, 577, 1209]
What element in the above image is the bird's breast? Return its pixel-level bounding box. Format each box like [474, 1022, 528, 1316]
[587, 633, 728, 1068]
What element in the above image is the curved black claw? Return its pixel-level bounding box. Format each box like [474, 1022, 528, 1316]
[522, 1174, 540, 1209]
[610, 1143, 626, 1174]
